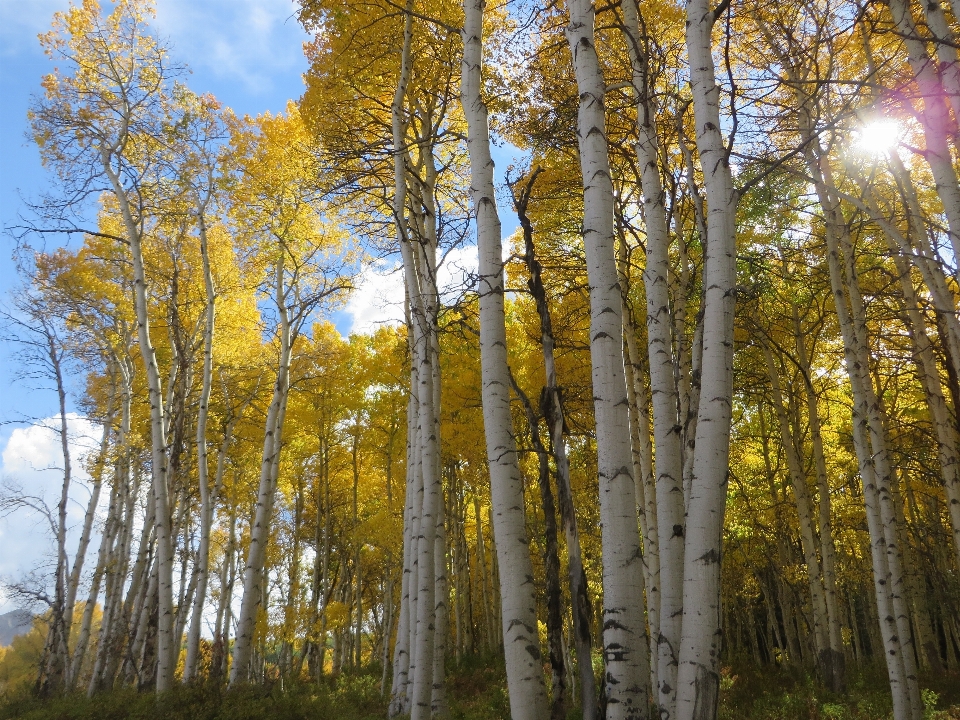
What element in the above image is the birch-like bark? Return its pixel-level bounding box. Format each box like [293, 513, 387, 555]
[512, 171, 599, 720]
[388, 4, 445, 714]
[894, 258, 960, 569]
[183, 210, 217, 682]
[32, 315, 74, 696]
[886, 0, 960, 275]
[396, 120, 442, 720]
[229, 259, 293, 686]
[69, 480, 118, 689]
[621, 3, 683, 713]
[406, 407, 424, 707]
[390, 362, 418, 716]
[511, 374, 568, 720]
[836, 184, 923, 720]
[474, 494, 494, 652]
[63, 374, 115, 661]
[462, 3, 550, 718]
[919, 0, 960, 123]
[431, 493, 449, 719]
[866, 150, 960, 386]
[410, 225, 441, 720]
[565, 1, 649, 716]
[793, 110, 921, 719]
[388, 13, 415, 716]
[102, 155, 175, 693]
[621, 329, 655, 700]
[65, 380, 117, 689]
[850, 153, 960, 569]
[91, 434, 142, 695]
[676, 2, 738, 717]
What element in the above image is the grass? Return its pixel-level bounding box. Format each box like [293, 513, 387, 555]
[1, 659, 958, 720]
[0, 671, 387, 720]
[717, 663, 960, 720]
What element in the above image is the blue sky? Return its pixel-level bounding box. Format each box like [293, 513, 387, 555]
[0, 0, 313, 612]
[0, 0, 525, 613]
[0, 0, 312, 410]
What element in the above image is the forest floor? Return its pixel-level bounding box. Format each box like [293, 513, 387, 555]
[1, 657, 958, 720]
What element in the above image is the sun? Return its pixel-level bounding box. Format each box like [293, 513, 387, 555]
[854, 119, 901, 154]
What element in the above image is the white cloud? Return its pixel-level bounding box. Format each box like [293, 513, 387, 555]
[0, 0, 309, 97]
[0, 414, 105, 613]
[154, 0, 308, 96]
[438, 244, 479, 304]
[344, 245, 480, 336]
[344, 259, 406, 335]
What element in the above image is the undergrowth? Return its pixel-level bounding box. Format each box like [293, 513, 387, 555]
[1, 659, 958, 720]
[717, 663, 960, 720]
[0, 670, 387, 720]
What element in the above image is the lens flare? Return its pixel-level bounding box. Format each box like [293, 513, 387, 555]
[854, 120, 900, 154]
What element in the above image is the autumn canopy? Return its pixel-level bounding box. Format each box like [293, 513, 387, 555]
[2, 0, 960, 719]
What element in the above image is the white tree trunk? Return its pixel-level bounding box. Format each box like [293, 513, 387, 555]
[102, 157, 176, 693]
[462, 3, 550, 718]
[797, 122, 921, 720]
[675, 2, 738, 717]
[432, 492, 449, 718]
[184, 214, 217, 683]
[886, 0, 960, 275]
[390, 361, 418, 717]
[919, 0, 960, 123]
[388, 7, 418, 714]
[230, 260, 293, 686]
[621, 3, 683, 713]
[792, 308, 844, 688]
[564, 2, 650, 717]
[566, 0, 649, 720]
[762, 345, 832, 677]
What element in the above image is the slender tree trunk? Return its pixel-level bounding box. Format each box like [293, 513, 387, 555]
[886, 0, 960, 274]
[62, 372, 116, 689]
[432, 492, 449, 718]
[792, 308, 845, 689]
[565, 2, 650, 716]
[37, 317, 74, 696]
[230, 260, 293, 686]
[391, 368, 418, 716]
[793, 107, 922, 719]
[461, 4, 550, 718]
[511, 375, 568, 720]
[511, 170, 599, 720]
[102, 157, 175, 693]
[762, 344, 833, 684]
[675, 2, 739, 717]
[620, 6, 683, 709]
[184, 214, 217, 682]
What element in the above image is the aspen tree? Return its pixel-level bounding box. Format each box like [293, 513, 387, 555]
[761, 343, 833, 683]
[784, 77, 923, 720]
[790, 305, 845, 690]
[511, 170, 598, 720]
[675, 0, 738, 716]
[885, 0, 960, 275]
[177, 91, 230, 684]
[387, 4, 446, 715]
[462, 3, 550, 718]
[30, 0, 184, 690]
[564, 2, 650, 717]
[621, 3, 684, 713]
[228, 107, 350, 684]
[0, 293, 77, 695]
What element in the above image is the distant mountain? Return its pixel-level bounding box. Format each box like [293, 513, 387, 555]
[0, 610, 34, 647]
